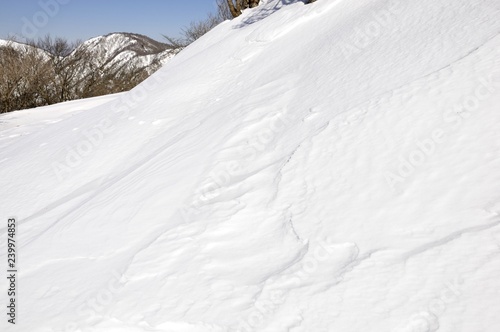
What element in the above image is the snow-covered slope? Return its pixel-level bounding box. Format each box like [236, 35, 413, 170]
[1, 0, 500, 331]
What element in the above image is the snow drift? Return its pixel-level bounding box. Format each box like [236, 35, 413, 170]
[1, 0, 500, 331]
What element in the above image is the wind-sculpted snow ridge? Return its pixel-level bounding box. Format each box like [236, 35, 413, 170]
[1, 0, 500, 331]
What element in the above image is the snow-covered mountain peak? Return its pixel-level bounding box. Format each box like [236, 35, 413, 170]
[76, 32, 173, 70]
[81, 32, 169, 57]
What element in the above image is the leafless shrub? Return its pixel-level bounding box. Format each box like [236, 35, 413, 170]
[0, 35, 161, 114]
[163, 0, 235, 50]
[0, 41, 52, 113]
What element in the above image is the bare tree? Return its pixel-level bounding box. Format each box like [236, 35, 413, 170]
[0, 35, 161, 114]
[216, 0, 233, 21]
[163, 0, 233, 49]
[31, 36, 88, 102]
[163, 0, 265, 49]
[226, 0, 260, 18]
[0, 41, 52, 113]
[226, 0, 317, 18]
[163, 13, 220, 49]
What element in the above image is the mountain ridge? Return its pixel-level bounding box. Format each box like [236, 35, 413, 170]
[0, 32, 175, 72]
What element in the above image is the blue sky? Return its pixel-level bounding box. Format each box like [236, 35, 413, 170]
[0, 0, 220, 43]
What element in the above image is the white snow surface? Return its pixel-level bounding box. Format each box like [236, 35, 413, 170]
[1, 0, 500, 331]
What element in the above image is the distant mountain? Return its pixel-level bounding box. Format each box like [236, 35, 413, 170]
[0, 33, 175, 74]
[76, 32, 175, 74]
